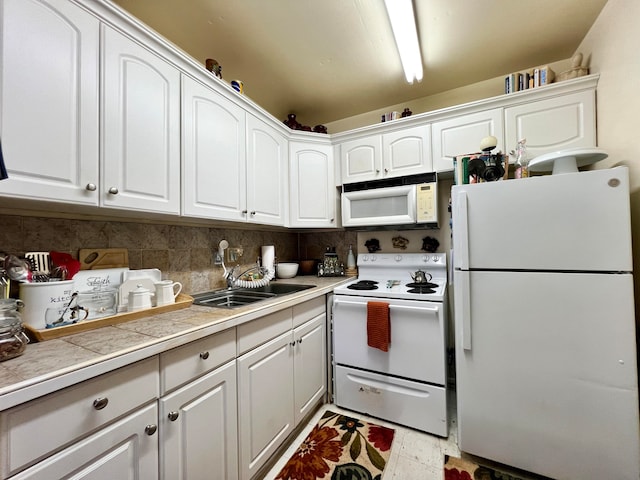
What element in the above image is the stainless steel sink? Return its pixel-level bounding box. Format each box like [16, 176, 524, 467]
[192, 283, 315, 309]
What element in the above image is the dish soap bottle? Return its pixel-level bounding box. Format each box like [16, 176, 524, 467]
[347, 245, 356, 269]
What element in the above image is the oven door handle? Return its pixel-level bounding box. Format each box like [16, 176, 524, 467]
[334, 300, 368, 308]
[389, 305, 439, 313]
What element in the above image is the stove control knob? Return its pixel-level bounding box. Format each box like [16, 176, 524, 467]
[362, 255, 368, 262]
[395, 255, 402, 262]
[370, 256, 376, 262]
[422, 255, 430, 262]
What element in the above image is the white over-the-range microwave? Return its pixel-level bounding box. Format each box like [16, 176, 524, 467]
[341, 173, 438, 228]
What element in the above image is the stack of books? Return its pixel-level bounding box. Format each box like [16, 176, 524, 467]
[505, 65, 555, 94]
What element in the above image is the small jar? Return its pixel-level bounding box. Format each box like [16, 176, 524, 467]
[0, 299, 29, 362]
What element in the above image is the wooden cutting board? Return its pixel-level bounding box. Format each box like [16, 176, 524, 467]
[79, 248, 129, 270]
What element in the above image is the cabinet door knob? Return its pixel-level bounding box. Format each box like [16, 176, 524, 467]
[241, 210, 248, 215]
[93, 397, 109, 410]
[168, 411, 180, 421]
[375, 169, 380, 174]
[297, 338, 303, 344]
[290, 341, 296, 347]
[145, 424, 158, 436]
[85, 183, 97, 191]
[250, 211, 256, 216]
[199, 351, 210, 360]
[384, 168, 389, 173]
[330, 218, 335, 223]
[108, 187, 119, 195]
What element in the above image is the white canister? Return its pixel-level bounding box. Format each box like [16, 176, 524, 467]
[127, 284, 153, 312]
[154, 280, 182, 306]
[19, 280, 76, 330]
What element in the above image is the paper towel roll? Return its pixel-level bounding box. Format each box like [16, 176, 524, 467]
[261, 245, 275, 272]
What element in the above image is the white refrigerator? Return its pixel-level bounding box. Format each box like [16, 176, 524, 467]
[452, 166, 640, 479]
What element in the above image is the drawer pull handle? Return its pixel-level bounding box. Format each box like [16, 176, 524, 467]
[199, 351, 210, 360]
[168, 411, 180, 421]
[93, 397, 109, 410]
[145, 424, 157, 436]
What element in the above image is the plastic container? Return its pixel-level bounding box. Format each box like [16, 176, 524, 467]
[0, 299, 29, 361]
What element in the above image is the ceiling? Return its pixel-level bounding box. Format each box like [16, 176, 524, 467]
[111, 0, 607, 129]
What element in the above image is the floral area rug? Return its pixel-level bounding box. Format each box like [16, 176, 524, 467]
[275, 410, 395, 480]
[444, 455, 529, 480]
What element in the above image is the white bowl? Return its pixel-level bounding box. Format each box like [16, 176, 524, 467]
[276, 262, 299, 279]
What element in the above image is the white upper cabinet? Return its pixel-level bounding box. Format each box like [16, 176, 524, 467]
[289, 141, 336, 228]
[504, 89, 596, 159]
[0, 0, 100, 204]
[101, 26, 181, 214]
[182, 74, 247, 221]
[382, 125, 432, 177]
[340, 125, 432, 184]
[431, 108, 504, 172]
[340, 135, 383, 183]
[246, 114, 288, 226]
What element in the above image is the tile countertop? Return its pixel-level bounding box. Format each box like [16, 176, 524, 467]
[0, 276, 352, 410]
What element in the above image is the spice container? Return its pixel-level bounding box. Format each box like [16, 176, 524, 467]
[0, 299, 29, 361]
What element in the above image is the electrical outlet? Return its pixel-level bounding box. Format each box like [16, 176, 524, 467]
[227, 247, 243, 263]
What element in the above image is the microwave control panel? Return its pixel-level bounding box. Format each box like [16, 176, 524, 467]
[416, 182, 438, 223]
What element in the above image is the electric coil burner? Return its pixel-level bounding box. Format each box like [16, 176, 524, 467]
[346, 280, 379, 291]
[332, 253, 449, 437]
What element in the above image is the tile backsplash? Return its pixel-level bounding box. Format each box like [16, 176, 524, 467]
[0, 215, 357, 294]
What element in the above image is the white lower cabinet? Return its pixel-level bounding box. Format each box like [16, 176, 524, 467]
[159, 328, 238, 480]
[237, 298, 327, 480]
[238, 331, 295, 480]
[293, 314, 326, 425]
[8, 403, 159, 480]
[0, 357, 159, 479]
[160, 360, 238, 480]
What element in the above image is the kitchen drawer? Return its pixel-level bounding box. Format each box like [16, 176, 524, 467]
[160, 328, 236, 394]
[335, 365, 448, 437]
[292, 296, 325, 328]
[237, 308, 292, 355]
[0, 356, 159, 478]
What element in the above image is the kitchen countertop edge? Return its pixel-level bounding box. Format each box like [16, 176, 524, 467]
[0, 277, 351, 410]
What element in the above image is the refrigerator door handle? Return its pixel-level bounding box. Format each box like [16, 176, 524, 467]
[457, 270, 472, 350]
[453, 190, 470, 269]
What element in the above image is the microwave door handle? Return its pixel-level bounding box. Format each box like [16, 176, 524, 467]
[453, 190, 470, 269]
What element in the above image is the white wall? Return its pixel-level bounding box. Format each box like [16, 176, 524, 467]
[576, 0, 640, 322]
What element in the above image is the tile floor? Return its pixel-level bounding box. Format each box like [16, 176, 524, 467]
[264, 402, 460, 479]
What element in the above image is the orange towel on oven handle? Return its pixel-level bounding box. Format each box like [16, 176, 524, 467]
[367, 301, 390, 352]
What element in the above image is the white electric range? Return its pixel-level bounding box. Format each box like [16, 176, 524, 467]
[332, 253, 449, 437]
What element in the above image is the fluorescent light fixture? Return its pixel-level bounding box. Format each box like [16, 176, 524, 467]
[384, 0, 423, 83]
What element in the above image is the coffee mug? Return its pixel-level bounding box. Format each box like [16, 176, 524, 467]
[231, 79, 243, 94]
[154, 280, 182, 306]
